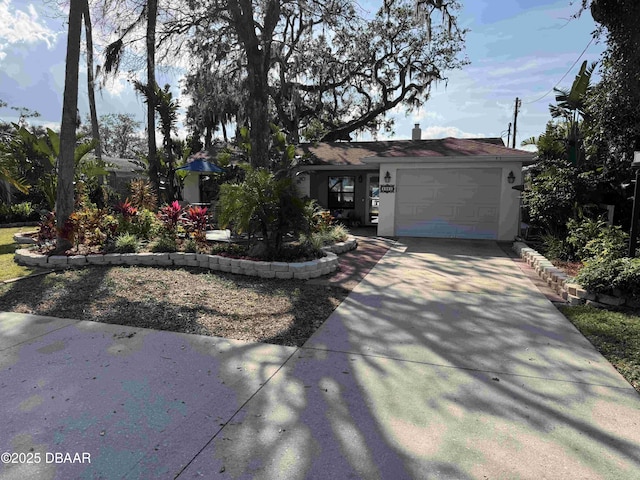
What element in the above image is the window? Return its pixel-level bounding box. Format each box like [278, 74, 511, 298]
[328, 176, 355, 209]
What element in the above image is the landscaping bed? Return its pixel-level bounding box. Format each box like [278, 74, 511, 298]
[1, 235, 391, 347]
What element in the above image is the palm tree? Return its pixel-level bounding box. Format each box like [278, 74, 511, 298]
[56, 0, 83, 252]
[134, 81, 180, 200]
[549, 60, 597, 165]
[82, 0, 101, 161]
[103, 0, 159, 197]
[0, 153, 29, 198]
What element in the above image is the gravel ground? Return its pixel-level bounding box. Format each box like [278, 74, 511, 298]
[0, 236, 391, 346]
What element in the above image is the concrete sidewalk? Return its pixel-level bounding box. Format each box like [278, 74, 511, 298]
[1, 238, 640, 479]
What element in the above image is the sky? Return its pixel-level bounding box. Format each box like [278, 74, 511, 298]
[0, 0, 604, 149]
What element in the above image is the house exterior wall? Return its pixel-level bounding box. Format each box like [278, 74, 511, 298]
[309, 169, 375, 225]
[183, 174, 200, 204]
[376, 161, 522, 241]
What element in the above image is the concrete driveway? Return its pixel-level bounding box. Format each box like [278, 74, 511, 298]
[1, 238, 639, 479]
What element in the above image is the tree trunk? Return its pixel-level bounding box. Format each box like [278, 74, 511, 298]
[82, 0, 101, 161]
[246, 47, 271, 168]
[56, 0, 83, 252]
[248, 53, 270, 168]
[146, 0, 160, 199]
[227, 0, 279, 169]
[165, 136, 175, 200]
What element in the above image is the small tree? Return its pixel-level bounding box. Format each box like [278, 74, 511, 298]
[218, 166, 306, 256]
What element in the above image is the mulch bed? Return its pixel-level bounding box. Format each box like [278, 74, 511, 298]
[0, 235, 391, 346]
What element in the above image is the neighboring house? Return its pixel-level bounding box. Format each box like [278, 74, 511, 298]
[101, 155, 147, 199]
[295, 125, 534, 240]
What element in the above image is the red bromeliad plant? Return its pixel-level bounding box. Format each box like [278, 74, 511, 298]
[186, 206, 208, 241]
[158, 200, 182, 233]
[115, 199, 138, 219]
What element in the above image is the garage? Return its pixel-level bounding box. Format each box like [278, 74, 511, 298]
[295, 135, 534, 241]
[395, 167, 501, 239]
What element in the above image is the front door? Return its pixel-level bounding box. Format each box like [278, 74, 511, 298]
[365, 174, 380, 225]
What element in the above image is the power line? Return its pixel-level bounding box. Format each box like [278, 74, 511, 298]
[523, 37, 594, 105]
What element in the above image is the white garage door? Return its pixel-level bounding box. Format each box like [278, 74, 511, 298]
[395, 168, 501, 239]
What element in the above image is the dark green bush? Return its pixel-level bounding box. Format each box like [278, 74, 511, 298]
[575, 256, 640, 298]
[218, 166, 308, 256]
[210, 243, 248, 257]
[615, 259, 640, 299]
[183, 238, 198, 253]
[566, 217, 628, 261]
[540, 233, 572, 261]
[0, 201, 39, 223]
[150, 235, 177, 253]
[523, 159, 579, 236]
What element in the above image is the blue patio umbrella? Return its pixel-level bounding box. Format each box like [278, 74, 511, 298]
[176, 159, 224, 173]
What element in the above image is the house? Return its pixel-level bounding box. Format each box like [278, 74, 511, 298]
[101, 155, 146, 199]
[295, 125, 534, 240]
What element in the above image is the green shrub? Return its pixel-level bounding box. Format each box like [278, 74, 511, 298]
[523, 159, 579, 235]
[304, 234, 324, 251]
[299, 224, 349, 249]
[330, 224, 349, 242]
[183, 238, 198, 253]
[210, 243, 248, 257]
[0, 202, 38, 223]
[150, 235, 177, 253]
[574, 257, 625, 295]
[11, 202, 38, 221]
[615, 259, 640, 299]
[573, 256, 640, 298]
[219, 166, 308, 255]
[131, 208, 161, 240]
[540, 233, 572, 261]
[268, 243, 323, 262]
[114, 233, 139, 253]
[0, 203, 10, 223]
[566, 217, 628, 261]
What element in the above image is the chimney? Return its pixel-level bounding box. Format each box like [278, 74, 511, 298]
[411, 123, 421, 140]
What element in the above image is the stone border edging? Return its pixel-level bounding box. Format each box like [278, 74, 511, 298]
[13, 237, 357, 280]
[513, 241, 570, 300]
[13, 232, 38, 244]
[0, 221, 40, 228]
[321, 236, 357, 255]
[513, 241, 639, 308]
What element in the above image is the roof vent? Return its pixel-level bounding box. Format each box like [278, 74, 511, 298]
[412, 123, 421, 140]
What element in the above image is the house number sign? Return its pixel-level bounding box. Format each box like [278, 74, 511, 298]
[380, 184, 395, 193]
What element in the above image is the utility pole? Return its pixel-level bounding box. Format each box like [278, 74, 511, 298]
[512, 97, 521, 148]
[506, 122, 512, 148]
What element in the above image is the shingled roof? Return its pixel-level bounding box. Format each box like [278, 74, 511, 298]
[297, 137, 532, 167]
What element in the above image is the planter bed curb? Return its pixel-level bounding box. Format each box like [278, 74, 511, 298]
[14, 245, 345, 280]
[1, 221, 40, 229]
[513, 241, 636, 308]
[321, 236, 357, 255]
[12, 231, 39, 244]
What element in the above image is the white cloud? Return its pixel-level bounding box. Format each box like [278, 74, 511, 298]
[0, 0, 58, 59]
[422, 126, 485, 139]
[101, 76, 128, 97]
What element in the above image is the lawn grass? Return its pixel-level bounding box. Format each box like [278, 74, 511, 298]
[0, 227, 41, 282]
[559, 305, 640, 393]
